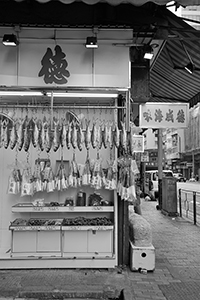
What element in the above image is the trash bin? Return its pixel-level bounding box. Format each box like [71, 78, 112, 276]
[162, 177, 178, 216]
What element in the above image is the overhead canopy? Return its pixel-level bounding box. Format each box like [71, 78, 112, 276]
[149, 8, 200, 107]
[12, 0, 200, 6]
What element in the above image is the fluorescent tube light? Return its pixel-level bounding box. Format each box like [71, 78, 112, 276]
[46, 92, 118, 98]
[184, 62, 195, 74]
[0, 91, 43, 96]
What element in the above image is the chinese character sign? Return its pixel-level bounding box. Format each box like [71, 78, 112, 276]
[139, 103, 189, 128]
[131, 135, 144, 152]
[38, 45, 70, 84]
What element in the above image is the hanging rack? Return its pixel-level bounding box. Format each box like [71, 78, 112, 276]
[0, 104, 126, 110]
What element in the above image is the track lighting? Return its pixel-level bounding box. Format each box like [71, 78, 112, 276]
[85, 36, 98, 49]
[2, 34, 19, 46]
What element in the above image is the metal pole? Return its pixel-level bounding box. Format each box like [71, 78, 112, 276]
[193, 191, 197, 225]
[158, 128, 163, 210]
[0, 104, 126, 110]
[192, 151, 195, 179]
[179, 188, 182, 218]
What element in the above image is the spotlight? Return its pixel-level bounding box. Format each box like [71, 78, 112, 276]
[143, 45, 153, 60]
[2, 34, 19, 46]
[85, 36, 98, 49]
[184, 62, 195, 74]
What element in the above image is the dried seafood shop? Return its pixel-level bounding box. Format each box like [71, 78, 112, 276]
[0, 27, 142, 269]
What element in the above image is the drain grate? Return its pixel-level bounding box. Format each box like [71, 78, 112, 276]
[159, 282, 200, 300]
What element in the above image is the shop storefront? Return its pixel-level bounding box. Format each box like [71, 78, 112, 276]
[0, 27, 143, 269]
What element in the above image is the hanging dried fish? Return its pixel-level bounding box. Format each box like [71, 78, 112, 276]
[68, 153, 81, 188]
[71, 120, 77, 149]
[77, 121, 84, 151]
[32, 119, 39, 148]
[24, 118, 32, 152]
[17, 118, 25, 151]
[85, 120, 91, 150]
[60, 120, 67, 148]
[32, 159, 42, 193]
[113, 122, 120, 148]
[96, 122, 103, 150]
[37, 120, 44, 151]
[102, 122, 109, 149]
[66, 121, 72, 150]
[45, 120, 52, 153]
[55, 159, 68, 191]
[10, 120, 18, 150]
[91, 121, 97, 149]
[0, 120, 4, 148]
[3, 119, 10, 149]
[91, 153, 106, 190]
[120, 121, 127, 151]
[53, 118, 60, 152]
[82, 151, 92, 185]
[107, 122, 113, 149]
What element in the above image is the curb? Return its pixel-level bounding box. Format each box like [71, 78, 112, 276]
[0, 287, 133, 300]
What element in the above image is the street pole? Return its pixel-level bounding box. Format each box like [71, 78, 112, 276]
[192, 150, 195, 179]
[157, 128, 163, 210]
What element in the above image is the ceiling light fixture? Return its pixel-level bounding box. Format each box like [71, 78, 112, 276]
[180, 41, 195, 74]
[46, 92, 118, 98]
[2, 34, 19, 46]
[143, 45, 154, 60]
[184, 62, 195, 74]
[0, 91, 43, 96]
[85, 36, 98, 49]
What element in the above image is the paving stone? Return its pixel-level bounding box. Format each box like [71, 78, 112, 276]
[159, 282, 200, 300]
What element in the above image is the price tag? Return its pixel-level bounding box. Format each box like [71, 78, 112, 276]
[45, 226, 57, 230]
[33, 206, 44, 211]
[68, 206, 74, 211]
[92, 206, 103, 211]
[13, 226, 28, 231]
[68, 226, 81, 230]
[30, 226, 39, 231]
[48, 206, 59, 211]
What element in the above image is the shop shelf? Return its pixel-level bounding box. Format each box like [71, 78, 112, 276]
[11, 204, 114, 213]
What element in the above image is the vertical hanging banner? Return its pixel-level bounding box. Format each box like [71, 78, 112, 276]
[139, 102, 189, 128]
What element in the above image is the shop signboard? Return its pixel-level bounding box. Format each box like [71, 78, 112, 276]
[139, 103, 189, 128]
[141, 151, 149, 162]
[0, 41, 129, 88]
[131, 135, 144, 152]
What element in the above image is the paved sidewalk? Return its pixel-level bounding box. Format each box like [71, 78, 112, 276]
[0, 199, 200, 300]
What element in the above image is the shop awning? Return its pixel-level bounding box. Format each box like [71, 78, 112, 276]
[149, 8, 200, 107]
[13, 0, 200, 6]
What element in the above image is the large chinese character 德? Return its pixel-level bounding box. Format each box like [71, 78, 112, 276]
[38, 45, 70, 84]
[155, 109, 163, 122]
